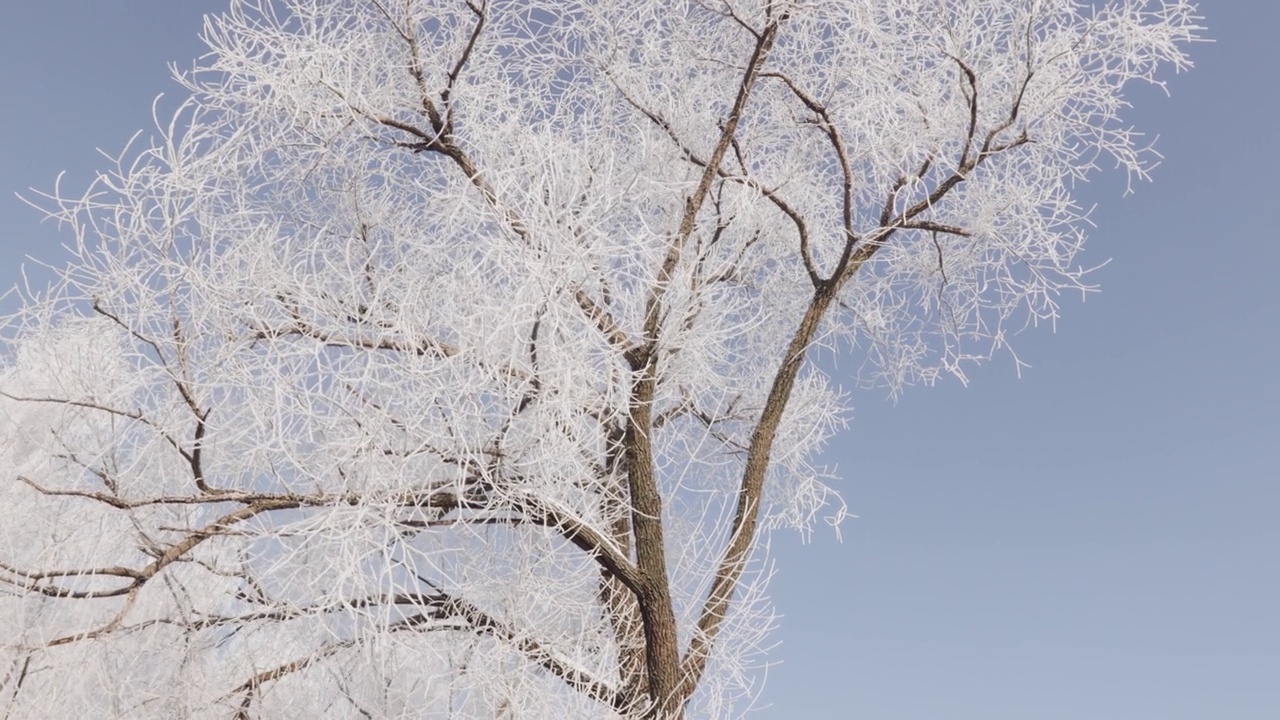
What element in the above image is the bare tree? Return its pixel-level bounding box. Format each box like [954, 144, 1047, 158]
[0, 1, 1199, 717]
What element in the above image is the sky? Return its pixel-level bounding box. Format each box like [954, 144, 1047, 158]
[1, 2, 1274, 719]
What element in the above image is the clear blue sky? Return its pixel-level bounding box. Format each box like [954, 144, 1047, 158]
[1, 3, 1274, 718]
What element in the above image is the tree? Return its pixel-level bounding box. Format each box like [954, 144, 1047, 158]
[0, 1, 1198, 717]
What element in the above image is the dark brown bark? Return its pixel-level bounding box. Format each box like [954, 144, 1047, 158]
[598, 426, 649, 711]
[624, 365, 685, 717]
[675, 285, 836, 706]
[625, 19, 783, 719]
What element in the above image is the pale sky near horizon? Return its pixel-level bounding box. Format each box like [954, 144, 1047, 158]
[1, 3, 1275, 719]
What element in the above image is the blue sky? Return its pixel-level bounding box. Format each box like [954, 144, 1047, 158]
[1, 3, 1274, 718]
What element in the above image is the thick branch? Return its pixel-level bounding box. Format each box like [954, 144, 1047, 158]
[626, 19, 784, 718]
[677, 285, 835, 702]
[228, 588, 623, 715]
[641, 20, 781, 346]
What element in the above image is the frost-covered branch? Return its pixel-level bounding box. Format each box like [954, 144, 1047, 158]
[0, 0, 1200, 717]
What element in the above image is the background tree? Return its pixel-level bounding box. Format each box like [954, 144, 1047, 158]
[0, 1, 1199, 717]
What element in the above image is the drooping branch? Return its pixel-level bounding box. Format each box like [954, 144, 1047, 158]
[7, 500, 294, 648]
[0, 392, 195, 469]
[227, 586, 625, 717]
[11, 463, 645, 614]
